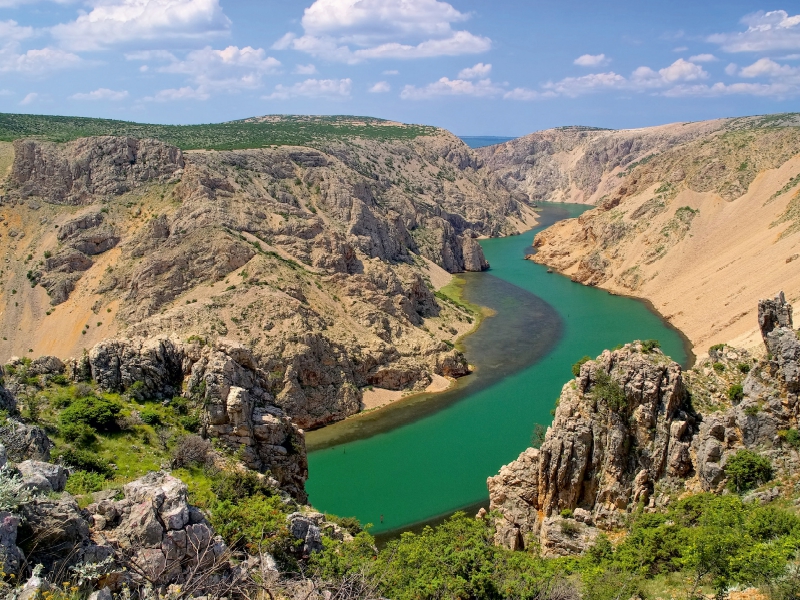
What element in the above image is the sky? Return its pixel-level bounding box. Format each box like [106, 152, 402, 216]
[0, 0, 799, 135]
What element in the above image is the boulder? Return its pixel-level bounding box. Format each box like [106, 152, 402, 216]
[18, 461, 67, 493]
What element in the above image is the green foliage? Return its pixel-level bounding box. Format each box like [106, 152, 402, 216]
[210, 495, 296, 566]
[725, 449, 773, 492]
[744, 405, 761, 416]
[781, 428, 800, 449]
[712, 362, 726, 373]
[59, 396, 121, 432]
[0, 113, 437, 150]
[55, 447, 113, 478]
[560, 509, 573, 519]
[572, 356, 592, 377]
[323, 514, 363, 536]
[65, 470, 106, 495]
[179, 414, 202, 433]
[727, 384, 744, 404]
[590, 371, 627, 411]
[139, 407, 161, 426]
[211, 470, 275, 503]
[709, 343, 726, 353]
[60, 422, 97, 447]
[738, 363, 752, 374]
[640, 339, 660, 353]
[531, 423, 547, 449]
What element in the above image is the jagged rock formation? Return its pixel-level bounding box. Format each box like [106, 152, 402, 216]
[488, 293, 800, 557]
[0, 127, 527, 427]
[505, 115, 800, 350]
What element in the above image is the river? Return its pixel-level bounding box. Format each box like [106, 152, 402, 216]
[305, 203, 691, 536]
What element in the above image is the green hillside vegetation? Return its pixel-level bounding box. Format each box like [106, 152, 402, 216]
[0, 113, 438, 150]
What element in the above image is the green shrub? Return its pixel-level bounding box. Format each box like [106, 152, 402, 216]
[725, 449, 773, 493]
[60, 396, 121, 432]
[60, 422, 97, 447]
[212, 470, 275, 503]
[179, 414, 202, 433]
[127, 380, 148, 402]
[709, 343, 726, 353]
[712, 362, 726, 373]
[560, 519, 580, 536]
[140, 408, 162, 426]
[737, 363, 751, 374]
[727, 384, 744, 404]
[744, 405, 760, 416]
[560, 508, 573, 519]
[171, 397, 189, 415]
[531, 423, 547, 449]
[591, 371, 627, 410]
[641, 339, 660, 353]
[65, 470, 106, 495]
[323, 514, 363, 536]
[56, 447, 113, 478]
[784, 428, 800, 448]
[572, 356, 592, 377]
[210, 495, 296, 564]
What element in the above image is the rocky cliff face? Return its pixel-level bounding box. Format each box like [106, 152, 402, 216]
[491, 115, 800, 350]
[489, 293, 800, 557]
[0, 129, 524, 428]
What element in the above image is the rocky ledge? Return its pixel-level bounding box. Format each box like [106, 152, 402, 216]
[489, 292, 800, 557]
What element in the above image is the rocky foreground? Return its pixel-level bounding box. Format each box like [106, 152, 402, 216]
[489, 292, 800, 556]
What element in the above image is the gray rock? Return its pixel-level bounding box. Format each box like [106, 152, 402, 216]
[287, 512, 324, 555]
[0, 420, 53, 462]
[0, 511, 24, 575]
[19, 495, 90, 573]
[18, 461, 67, 493]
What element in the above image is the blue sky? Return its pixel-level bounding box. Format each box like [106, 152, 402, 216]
[0, 0, 799, 135]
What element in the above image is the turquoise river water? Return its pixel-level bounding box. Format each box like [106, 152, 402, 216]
[305, 203, 691, 536]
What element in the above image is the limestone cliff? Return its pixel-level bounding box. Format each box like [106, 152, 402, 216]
[0, 129, 529, 428]
[483, 114, 800, 350]
[489, 292, 800, 557]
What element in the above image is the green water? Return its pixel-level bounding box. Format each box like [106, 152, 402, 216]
[306, 203, 691, 535]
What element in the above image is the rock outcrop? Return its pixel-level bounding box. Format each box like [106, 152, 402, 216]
[489, 293, 800, 556]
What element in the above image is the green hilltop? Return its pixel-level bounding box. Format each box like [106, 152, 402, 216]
[0, 113, 439, 150]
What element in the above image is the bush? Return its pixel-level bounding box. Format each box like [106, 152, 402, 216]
[73, 382, 94, 398]
[531, 423, 547, 449]
[712, 362, 726, 373]
[170, 396, 189, 415]
[140, 408, 161, 426]
[179, 414, 202, 433]
[727, 384, 744, 404]
[725, 449, 773, 492]
[591, 371, 627, 410]
[56, 447, 113, 478]
[744, 405, 760, 416]
[560, 508, 573, 519]
[324, 514, 363, 536]
[572, 356, 592, 377]
[210, 495, 295, 563]
[171, 434, 212, 468]
[560, 519, 580, 536]
[212, 470, 275, 503]
[65, 470, 106, 495]
[737, 363, 751, 374]
[60, 422, 97, 447]
[127, 380, 148, 402]
[641, 339, 660, 353]
[781, 428, 800, 449]
[60, 396, 122, 432]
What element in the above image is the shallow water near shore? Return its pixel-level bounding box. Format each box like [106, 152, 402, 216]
[306, 203, 690, 535]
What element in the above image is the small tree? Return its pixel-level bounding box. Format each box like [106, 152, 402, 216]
[725, 449, 773, 493]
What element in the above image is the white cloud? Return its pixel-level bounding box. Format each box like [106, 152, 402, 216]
[739, 57, 799, 78]
[0, 20, 34, 41]
[725, 62, 739, 75]
[19, 92, 38, 105]
[71, 88, 129, 101]
[144, 86, 210, 101]
[52, 0, 231, 51]
[574, 53, 609, 67]
[542, 71, 626, 97]
[294, 63, 317, 74]
[709, 10, 800, 53]
[124, 49, 177, 62]
[689, 53, 717, 62]
[401, 76, 503, 99]
[276, 0, 490, 63]
[663, 81, 798, 98]
[503, 87, 548, 100]
[457, 62, 491, 79]
[159, 45, 281, 91]
[368, 81, 390, 93]
[0, 0, 74, 6]
[0, 45, 84, 74]
[265, 78, 352, 99]
[383, 69, 399, 74]
[673, 46, 688, 52]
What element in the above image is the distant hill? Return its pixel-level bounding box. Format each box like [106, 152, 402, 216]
[0, 113, 438, 150]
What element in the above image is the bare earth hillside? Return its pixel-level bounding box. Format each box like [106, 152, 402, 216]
[483, 114, 800, 352]
[0, 129, 534, 428]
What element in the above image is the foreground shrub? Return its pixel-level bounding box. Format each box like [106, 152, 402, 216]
[725, 449, 773, 492]
[56, 447, 113, 478]
[60, 422, 97, 447]
[139, 407, 161, 426]
[591, 371, 627, 410]
[59, 396, 121, 432]
[211, 495, 295, 564]
[641, 339, 660, 353]
[212, 469, 275, 503]
[65, 470, 106, 495]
